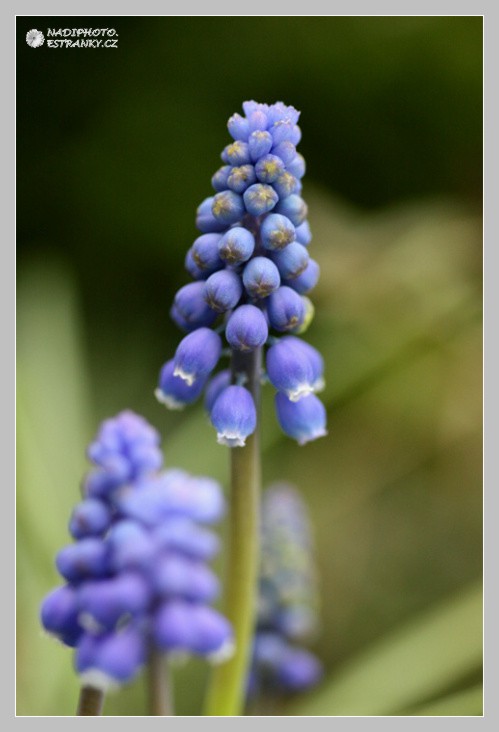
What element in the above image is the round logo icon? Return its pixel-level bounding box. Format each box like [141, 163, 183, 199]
[26, 29, 45, 48]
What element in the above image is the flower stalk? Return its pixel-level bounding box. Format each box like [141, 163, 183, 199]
[147, 648, 173, 716]
[204, 347, 262, 715]
[77, 686, 104, 716]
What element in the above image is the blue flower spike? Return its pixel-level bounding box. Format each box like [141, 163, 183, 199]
[159, 101, 326, 445]
[249, 483, 323, 696]
[40, 411, 233, 691]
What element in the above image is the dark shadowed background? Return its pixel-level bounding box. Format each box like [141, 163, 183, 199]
[17, 16, 482, 716]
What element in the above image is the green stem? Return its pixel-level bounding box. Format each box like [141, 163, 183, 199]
[76, 686, 104, 716]
[204, 347, 262, 716]
[147, 648, 173, 715]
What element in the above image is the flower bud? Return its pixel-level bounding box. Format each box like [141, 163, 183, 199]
[227, 113, 250, 141]
[153, 518, 220, 561]
[211, 165, 232, 192]
[204, 269, 243, 313]
[56, 539, 109, 583]
[243, 183, 278, 216]
[211, 190, 245, 225]
[260, 213, 296, 251]
[271, 120, 301, 146]
[173, 328, 222, 385]
[76, 625, 146, 687]
[276, 646, 323, 690]
[196, 197, 228, 233]
[266, 336, 323, 402]
[152, 555, 219, 602]
[221, 141, 251, 166]
[271, 242, 310, 281]
[267, 286, 305, 332]
[171, 281, 218, 331]
[107, 521, 156, 572]
[190, 233, 224, 274]
[184, 249, 207, 280]
[247, 109, 268, 132]
[248, 130, 273, 161]
[227, 165, 257, 194]
[271, 141, 297, 166]
[218, 227, 255, 265]
[204, 369, 231, 413]
[118, 472, 225, 526]
[156, 359, 207, 410]
[69, 499, 112, 540]
[242, 256, 281, 299]
[225, 304, 268, 351]
[286, 153, 306, 179]
[275, 392, 327, 445]
[295, 220, 312, 246]
[273, 171, 299, 199]
[40, 585, 82, 646]
[255, 154, 285, 184]
[275, 194, 308, 227]
[153, 601, 233, 659]
[77, 573, 151, 631]
[285, 258, 320, 294]
[210, 385, 257, 447]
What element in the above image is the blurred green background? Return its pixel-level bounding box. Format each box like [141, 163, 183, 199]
[16, 16, 482, 716]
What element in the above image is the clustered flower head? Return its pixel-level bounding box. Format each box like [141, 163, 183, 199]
[249, 483, 322, 696]
[156, 101, 327, 448]
[40, 411, 233, 690]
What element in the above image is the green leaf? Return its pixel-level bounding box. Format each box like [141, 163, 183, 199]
[17, 259, 93, 715]
[290, 582, 482, 716]
[406, 684, 483, 716]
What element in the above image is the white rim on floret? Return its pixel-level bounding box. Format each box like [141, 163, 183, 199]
[287, 383, 315, 402]
[154, 388, 186, 411]
[312, 376, 326, 393]
[172, 366, 196, 386]
[78, 612, 106, 634]
[216, 431, 247, 448]
[207, 638, 235, 665]
[297, 428, 328, 446]
[78, 669, 121, 693]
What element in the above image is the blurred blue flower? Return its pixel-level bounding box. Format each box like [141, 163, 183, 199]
[250, 483, 322, 697]
[40, 411, 233, 689]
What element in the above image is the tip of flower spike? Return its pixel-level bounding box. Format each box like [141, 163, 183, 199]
[154, 388, 186, 411]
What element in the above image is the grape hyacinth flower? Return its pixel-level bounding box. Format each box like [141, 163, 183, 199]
[156, 100, 327, 448]
[40, 411, 233, 713]
[249, 483, 322, 698]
